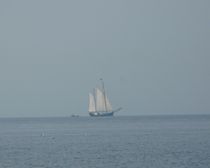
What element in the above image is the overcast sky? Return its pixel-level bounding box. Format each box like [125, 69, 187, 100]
[0, 0, 209, 117]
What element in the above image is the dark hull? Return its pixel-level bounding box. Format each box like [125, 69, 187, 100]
[89, 111, 114, 117]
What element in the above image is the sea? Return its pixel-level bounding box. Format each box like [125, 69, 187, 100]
[0, 115, 209, 168]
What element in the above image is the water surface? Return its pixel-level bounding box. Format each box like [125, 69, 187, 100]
[0, 115, 209, 168]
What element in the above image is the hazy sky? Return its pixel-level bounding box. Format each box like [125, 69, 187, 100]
[0, 0, 209, 117]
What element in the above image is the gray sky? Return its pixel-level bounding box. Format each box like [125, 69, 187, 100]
[0, 0, 209, 117]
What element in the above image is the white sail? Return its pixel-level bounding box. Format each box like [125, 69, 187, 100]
[88, 93, 96, 112]
[95, 88, 107, 112]
[105, 95, 112, 111]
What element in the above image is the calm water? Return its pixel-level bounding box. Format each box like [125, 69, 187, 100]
[0, 115, 209, 168]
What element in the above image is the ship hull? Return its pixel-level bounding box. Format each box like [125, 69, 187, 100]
[89, 111, 114, 117]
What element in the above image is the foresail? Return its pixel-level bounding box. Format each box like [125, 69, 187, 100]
[88, 93, 96, 112]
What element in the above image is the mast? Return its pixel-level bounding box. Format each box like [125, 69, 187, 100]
[100, 78, 108, 112]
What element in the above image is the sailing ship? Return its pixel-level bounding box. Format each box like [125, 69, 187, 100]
[88, 79, 122, 117]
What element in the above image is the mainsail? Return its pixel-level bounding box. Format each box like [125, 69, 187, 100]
[95, 88, 106, 112]
[105, 95, 112, 112]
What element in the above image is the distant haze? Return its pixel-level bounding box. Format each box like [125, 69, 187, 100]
[0, 0, 209, 117]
